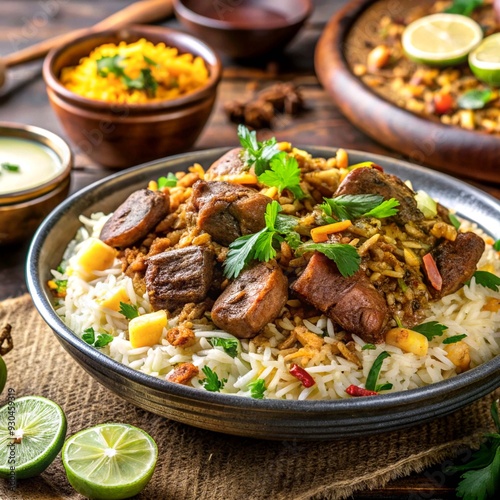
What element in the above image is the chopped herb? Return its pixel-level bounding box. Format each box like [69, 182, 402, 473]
[375, 382, 393, 392]
[123, 68, 158, 97]
[412, 321, 448, 341]
[1, 162, 21, 172]
[449, 213, 461, 230]
[362, 344, 376, 351]
[320, 194, 399, 222]
[248, 379, 266, 399]
[295, 242, 360, 277]
[398, 278, 408, 292]
[223, 229, 267, 279]
[364, 198, 400, 219]
[82, 327, 96, 345]
[443, 334, 468, 344]
[143, 55, 158, 66]
[285, 231, 302, 250]
[94, 333, 114, 348]
[237, 124, 280, 175]
[56, 264, 65, 274]
[471, 271, 500, 291]
[208, 337, 239, 358]
[96, 54, 126, 78]
[494, 239, 500, 251]
[201, 365, 226, 392]
[258, 152, 305, 199]
[119, 302, 139, 320]
[157, 172, 177, 189]
[458, 89, 493, 110]
[444, 0, 483, 17]
[365, 351, 391, 391]
[446, 399, 500, 500]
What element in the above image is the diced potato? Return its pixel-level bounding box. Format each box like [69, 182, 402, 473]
[385, 327, 428, 356]
[98, 287, 129, 311]
[444, 341, 470, 373]
[129, 310, 167, 348]
[72, 237, 116, 279]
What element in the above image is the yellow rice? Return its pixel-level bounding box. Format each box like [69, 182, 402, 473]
[60, 38, 209, 104]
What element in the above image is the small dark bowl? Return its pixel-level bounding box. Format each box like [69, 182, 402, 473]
[174, 0, 313, 59]
[27, 147, 500, 440]
[43, 25, 222, 169]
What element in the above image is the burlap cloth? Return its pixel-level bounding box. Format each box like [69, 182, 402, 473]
[0, 294, 498, 500]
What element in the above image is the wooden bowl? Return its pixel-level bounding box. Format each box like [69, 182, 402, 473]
[43, 25, 222, 169]
[0, 122, 72, 246]
[315, 0, 500, 184]
[173, 0, 313, 59]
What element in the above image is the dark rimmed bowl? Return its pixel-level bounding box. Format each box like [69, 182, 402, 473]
[26, 147, 500, 440]
[43, 25, 222, 169]
[174, 0, 313, 59]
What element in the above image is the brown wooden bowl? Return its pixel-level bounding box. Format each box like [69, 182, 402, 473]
[173, 0, 313, 59]
[315, 0, 500, 184]
[43, 25, 222, 169]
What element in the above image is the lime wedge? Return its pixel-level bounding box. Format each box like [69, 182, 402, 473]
[402, 13, 483, 66]
[0, 396, 67, 479]
[0, 355, 6, 395]
[469, 33, 500, 86]
[62, 423, 158, 500]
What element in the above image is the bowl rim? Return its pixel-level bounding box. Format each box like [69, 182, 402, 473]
[26, 146, 500, 419]
[0, 121, 73, 205]
[173, 0, 314, 31]
[42, 24, 222, 113]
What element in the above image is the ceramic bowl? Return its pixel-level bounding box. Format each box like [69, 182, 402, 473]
[26, 147, 500, 439]
[0, 122, 72, 246]
[174, 0, 313, 59]
[43, 25, 222, 169]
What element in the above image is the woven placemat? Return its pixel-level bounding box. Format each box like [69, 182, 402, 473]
[0, 294, 498, 500]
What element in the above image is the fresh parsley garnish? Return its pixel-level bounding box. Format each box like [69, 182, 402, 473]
[412, 321, 448, 341]
[471, 271, 500, 291]
[443, 334, 468, 344]
[458, 89, 493, 110]
[201, 365, 226, 392]
[494, 239, 500, 251]
[365, 351, 391, 391]
[237, 124, 280, 175]
[362, 344, 376, 351]
[82, 327, 96, 345]
[320, 194, 399, 222]
[208, 337, 239, 358]
[158, 172, 177, 189]
[295, 242, 361, 277]
[446, 399, 500, 500]
[444, 0, 483, 17]
[449, 213, 461, 230]
[248, 379, 266, 399]
[258, 152, 305, 199]
[119, 302, 139, 320]
[82, 327, 114, 348]
[1, 162, 21, 172]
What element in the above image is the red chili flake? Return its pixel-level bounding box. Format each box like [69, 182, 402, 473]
[422, 253, 443, 291]
[289, 364, 315, 388]
[345, 384, 379, 397]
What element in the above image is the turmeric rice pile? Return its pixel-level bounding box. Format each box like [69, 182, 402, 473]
[60, 39, 209, 104]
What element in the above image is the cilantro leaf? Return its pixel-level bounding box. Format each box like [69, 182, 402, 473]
[443, 334, 468, 344]
[94, 333, 114, 348]
[223, 229, 267, 279]
[365, 351, 390, 391]
[494, 239, 500, 251]
[248, 379, 266, 399]
[411, 321, 448, 341]
[364, 198, 400, 218]
[119, 302, 139, 320]
[158, 172, 177, 189]
[458, 89, 493, 110]
[1, 162, 20, 172]
[201, 365, 226, 392]
[274, 213, 299, 233]
[444, 0, 483, 17]
[123, 68, 158, 97]
[296, 243, 360, 277]
[320, 194, 399, 222]
[208, 337, 239, 358]
[237, 125, 280, 175]
[82, 327, 96, 345]
[472, 271, 500, 291]
[96, 55, 126, 77]
[449, 213, 461, 230]
[258, 152, 305, 199]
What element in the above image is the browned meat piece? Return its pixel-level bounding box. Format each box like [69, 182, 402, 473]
[427, 232, 485, 299]
[205, 148, 246, 180]
[167, 362, 199, 385]
[191, 180, 271, 246]
[291, 252, 389, 344]
[100, 189, 169, 248]
[335, 167, 423, 225]
[166, 325, 197, 348]
[211, 261, 288, 339]
[145, 246, 215, 311]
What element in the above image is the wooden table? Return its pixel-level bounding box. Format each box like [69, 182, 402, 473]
[0, 1, 497, 497]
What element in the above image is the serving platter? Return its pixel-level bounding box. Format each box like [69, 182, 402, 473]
[27, 147, 500, 440]
[315, 0, 500, 184]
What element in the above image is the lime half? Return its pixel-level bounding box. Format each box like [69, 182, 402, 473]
[402, 13, 483, 66]
[62, 423, 158, 500]
[469, 33, 500, 86]
[0, 396, 67, 479]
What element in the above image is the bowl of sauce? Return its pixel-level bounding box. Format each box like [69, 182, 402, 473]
[0, 122, 72, 245]
[173, 0, 313, 59]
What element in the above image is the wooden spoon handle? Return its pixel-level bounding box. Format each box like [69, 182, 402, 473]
[3, 0, 174, 68]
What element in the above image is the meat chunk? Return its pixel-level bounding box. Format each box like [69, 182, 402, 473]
[335, 167, 423, 225]
[291, 252, 389, 344]
[100, 189, 169, 248]
[191, 180, 271, 246]
[145, 246, 215, 311]
[204, 148, 246, 180]
[167, 362, 199, 385]
[427, 232, 485, 299]
[211, 261, 288, 339]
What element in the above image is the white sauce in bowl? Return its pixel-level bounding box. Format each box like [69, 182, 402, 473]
[0, 137, 63, 195]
